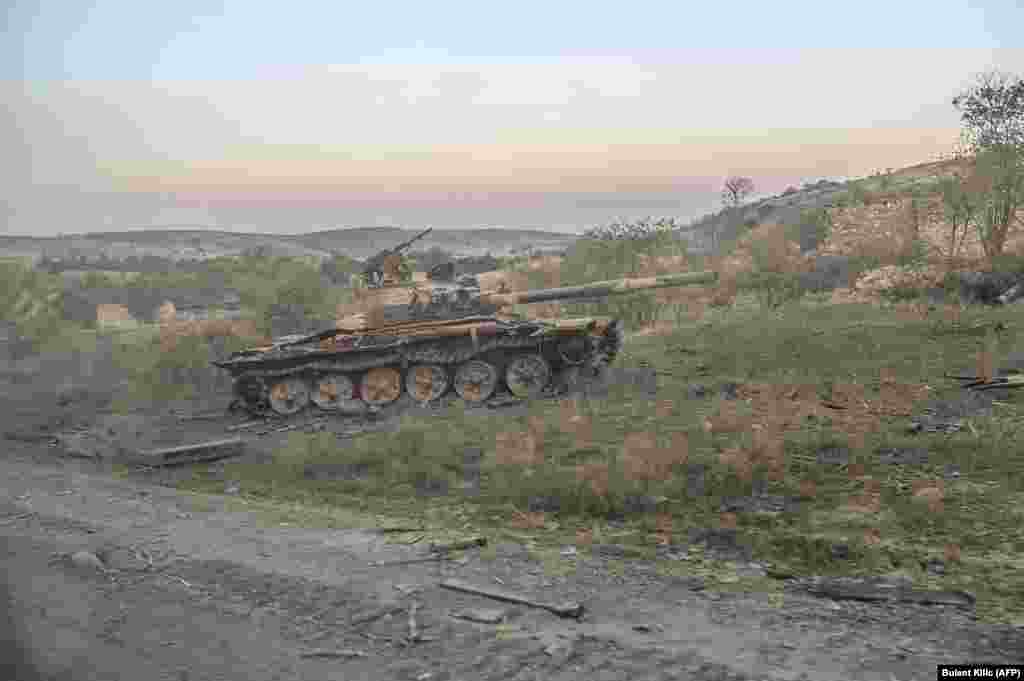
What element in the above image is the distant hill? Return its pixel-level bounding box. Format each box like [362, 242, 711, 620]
[0, 227, 579, 264]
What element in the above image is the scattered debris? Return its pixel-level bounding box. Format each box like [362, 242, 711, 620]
[876, 447, 930, 466]
[631, 623, 664, 633]
[719, 495, 802, 514]
[429, 537, 487, 554]
[0, 511, 35, 525]
[226, 420, 265, 432]
[351, 605, 404, 627]
[540, 631, 580, 666]
[299, 649, 368, 660]
[404, 602, 427, 645]
[176, 411, 227, 422]
[439, 578, 585, 619]
[373, 526, 428, 534]
[129, 438, 245, 466]
[798, 577, 975, 607]
[303, 462, 370, 481]
[368, 555, 453, 568]
[54, 550, 107, 573]
[3, 430, 54, 443]
[448, 608, 507, 624]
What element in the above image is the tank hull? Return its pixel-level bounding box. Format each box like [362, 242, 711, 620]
[214, 317, 624, 416]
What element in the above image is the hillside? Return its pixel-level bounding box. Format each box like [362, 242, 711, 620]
[0, 227, 579, 265]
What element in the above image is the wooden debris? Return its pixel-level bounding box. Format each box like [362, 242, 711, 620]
[350, 605, 404, 626]
[129, 438, 245, 466]
[0, 512, 35, 525]
[227, 420, 265, 432]
[802, 579, 975, 607]
[429, 536, 487, 553]
[372, 526, 427, 534]
[300, 649, 368, 660]
[405, 602, 423, 644]
[449, 608, 506, 624]
[369, 555, 453, 567]
[176, 412, 226, 422]
[439, 578, 584, 619]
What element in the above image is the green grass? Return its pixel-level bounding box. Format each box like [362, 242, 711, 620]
[170, 287, 1024, 625]
[68, 237, 1022, 624]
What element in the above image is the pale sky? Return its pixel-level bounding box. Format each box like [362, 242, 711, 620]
[2, 1, 1023, 236]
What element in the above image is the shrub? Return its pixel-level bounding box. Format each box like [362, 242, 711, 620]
[790, 208, 833, 253]
[582, 217, 684, 242]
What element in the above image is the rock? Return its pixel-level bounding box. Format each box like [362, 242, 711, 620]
[876, 447, 929, 466]
[622, 494, 659, 515]
[302, 462, 369, 481]
[955, 271, 1023, 305]
[816, 446, 851, 465]
[719, 382, 740, 400]
[527, 495, 561, 513]
[685, 383, 709, 399]
[223, 480, 240, 495]
[69, 551, 105, 572]
[685, 464, 707, 497]
[449, 608, 507, 624]
[592, 544, 628, 559]
[414, 477, 448, 497]
[943, 464, 961, 480]
[923, 558, 946, 576]
[830, 543, 851, 561]
[720, 495, 801, 514]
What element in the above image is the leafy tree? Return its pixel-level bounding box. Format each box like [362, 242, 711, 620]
[953, 70, 1024, 151]
[950, 70, 1024, 261]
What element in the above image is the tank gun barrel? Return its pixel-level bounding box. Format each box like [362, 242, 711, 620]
[481, 270, 718, 306]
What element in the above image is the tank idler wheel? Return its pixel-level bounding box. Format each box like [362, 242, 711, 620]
[453, 359, 498, 403]
[312, 374, 364, 413]
[268, 377, 311, 415]
[505, 354, 552, 399]
[361, 367, 402, 407]
[406, 364, 450, 403]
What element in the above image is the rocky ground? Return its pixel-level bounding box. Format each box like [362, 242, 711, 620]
[2, 345, 1023, 681]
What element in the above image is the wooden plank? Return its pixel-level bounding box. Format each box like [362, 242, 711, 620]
[132, 437, 245, 466]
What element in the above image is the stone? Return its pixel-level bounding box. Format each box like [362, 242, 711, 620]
[527, 495, 561, 513]
[876, 447, 929, 466]
[69, 551, 106, 572]
[685, 383, 709, 399]
[816, 446, 850, 465]
[302, 462, 369, 481]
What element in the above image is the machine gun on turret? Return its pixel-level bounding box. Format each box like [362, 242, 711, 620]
[361, 227, 433, 288]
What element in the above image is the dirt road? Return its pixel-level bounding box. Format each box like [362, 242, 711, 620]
[2, 440, 1022, 681]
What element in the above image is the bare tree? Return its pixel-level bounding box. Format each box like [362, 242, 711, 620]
[721, 176, 756, 208]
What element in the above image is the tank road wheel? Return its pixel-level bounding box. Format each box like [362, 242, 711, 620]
[311, 374, 361, 412]
[406, 364, 450, 403]
[453, 360, 498, 404]
[505, 354, 552, 399]
[361, 367, 402, 407]
[268, 376, 311, 415]
[234, 374, 266, 411]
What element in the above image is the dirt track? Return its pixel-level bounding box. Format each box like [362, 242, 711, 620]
[2, 349, 1023, 680]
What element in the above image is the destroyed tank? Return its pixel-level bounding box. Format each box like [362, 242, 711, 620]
[213, 245, 718, 416]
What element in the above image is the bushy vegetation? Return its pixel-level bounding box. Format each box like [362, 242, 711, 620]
[0, 258, 75, 345]
[581, 217, 684, 241]
[177, 273, 1024, 622]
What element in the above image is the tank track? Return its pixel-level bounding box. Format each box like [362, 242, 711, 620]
[220, 320, 624, 417]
